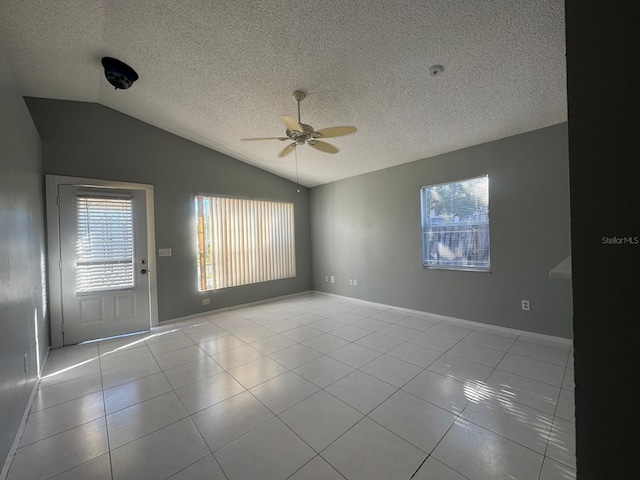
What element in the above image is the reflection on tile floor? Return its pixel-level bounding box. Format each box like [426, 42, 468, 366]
[8, 293, 576, 480]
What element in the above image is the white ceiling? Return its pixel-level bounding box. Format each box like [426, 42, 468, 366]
[0, 0, 567, 187]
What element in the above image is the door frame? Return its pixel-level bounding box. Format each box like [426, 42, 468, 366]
[45, 175, 159, 348]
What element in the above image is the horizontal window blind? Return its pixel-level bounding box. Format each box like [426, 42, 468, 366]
[420, 175, 490, 271]
[196, 196, 296, 291]
[76, 194, 135, 293]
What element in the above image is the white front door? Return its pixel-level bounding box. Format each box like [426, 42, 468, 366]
[58, 185, 150, 345]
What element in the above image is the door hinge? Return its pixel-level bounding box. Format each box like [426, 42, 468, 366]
[61, 323, 64, 333]
[59, 259, 62, 270]
[56, 196, 60, 206]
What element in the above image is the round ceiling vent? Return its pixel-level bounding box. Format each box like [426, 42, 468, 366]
[429, 65, 444, 76]
[101, 57, 139, 90]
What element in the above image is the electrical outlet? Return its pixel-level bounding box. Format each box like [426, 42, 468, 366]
[521, 300, 530, 311]
[330, 276, 335, 283]
[23, 353, 29, 373]
[353, 278, 357, 286]
[349, 279, 353, 285]
[324, 276, 328, 282]
[202, 298, 211, 305]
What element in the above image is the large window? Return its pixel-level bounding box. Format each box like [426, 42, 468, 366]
[420, 175, 490, 271]
[195, 196, 296, 291]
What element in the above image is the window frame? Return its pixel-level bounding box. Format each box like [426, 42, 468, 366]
[419, 175, 491, 273]
[194, 194, 297, 291]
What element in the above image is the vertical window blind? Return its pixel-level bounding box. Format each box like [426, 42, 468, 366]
[195, 196, 296, 291]
[76, 194, 135, 293]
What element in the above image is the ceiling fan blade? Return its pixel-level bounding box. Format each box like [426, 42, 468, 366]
[314, 126, 357, 138]
[280, 115, 304, 133]
[278, 143, 296, 158]
[309, 140, 339, 154]
[241, 137, 288, 141]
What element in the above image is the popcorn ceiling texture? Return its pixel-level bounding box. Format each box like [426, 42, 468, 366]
[0, 0, 566, 187]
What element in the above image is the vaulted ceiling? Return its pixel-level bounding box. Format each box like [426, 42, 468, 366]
[0, 0, 566, 187]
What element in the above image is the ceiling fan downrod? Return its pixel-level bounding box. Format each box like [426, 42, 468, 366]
[293, 90, 305, 124]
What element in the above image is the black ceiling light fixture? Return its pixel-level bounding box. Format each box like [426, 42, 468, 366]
[101, 57, 139, 90]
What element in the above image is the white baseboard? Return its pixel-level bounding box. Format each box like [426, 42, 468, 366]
[1, 347, 51, 480]
[312, 291, 572, 346]
[162, 289, 571, 345]
[162, 290, 313, 326]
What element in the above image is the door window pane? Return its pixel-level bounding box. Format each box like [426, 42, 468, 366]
[76, 194, 135, 293]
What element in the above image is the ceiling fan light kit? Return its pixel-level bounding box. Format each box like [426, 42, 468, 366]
[242, 90, 357, 158]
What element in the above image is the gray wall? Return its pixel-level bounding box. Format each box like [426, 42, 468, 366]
[0, 52, 48, 467]
[26, 98, 312, 322]
[311, 123, 572, 338]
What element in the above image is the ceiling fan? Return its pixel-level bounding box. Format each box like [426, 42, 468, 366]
[241, 91, 357, 158]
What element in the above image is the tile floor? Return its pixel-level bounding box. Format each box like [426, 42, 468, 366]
[7, 293, 576, 480]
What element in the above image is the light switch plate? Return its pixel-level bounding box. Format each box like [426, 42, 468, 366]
[158, 248, 172, 257]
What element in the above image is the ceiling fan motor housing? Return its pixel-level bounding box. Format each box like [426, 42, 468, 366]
[287, 123, 317, 141]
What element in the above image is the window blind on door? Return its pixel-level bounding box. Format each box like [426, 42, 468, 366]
[196, 196, 296, 291]
[76, 194, 135, 293]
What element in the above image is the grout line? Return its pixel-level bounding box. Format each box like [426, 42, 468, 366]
[237, 296, 574, 477]
[409, 456, 429, 479]
[165, 452, 222, 480]
[284, 455, 347, 480]
[37, 294, 573, 480]
[14, 397, 107, 449]
[96, 344, 115, 480]
[170, 374, 230, 480]
[312, 291, 572, 345]
[405, 328, 555, 477]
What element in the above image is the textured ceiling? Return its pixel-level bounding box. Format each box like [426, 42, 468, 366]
[0, 0, 567, 187]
